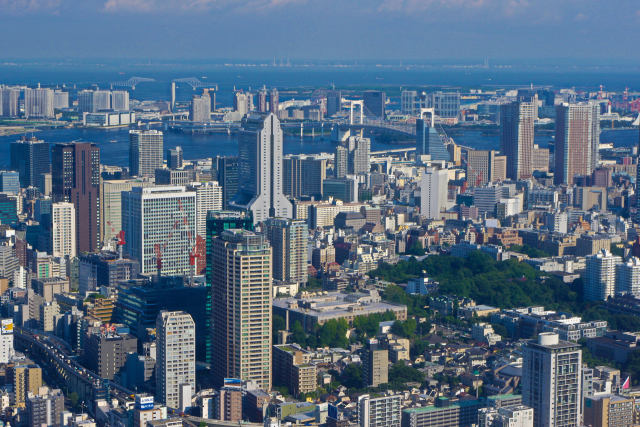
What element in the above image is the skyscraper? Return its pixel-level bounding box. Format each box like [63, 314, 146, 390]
[190, 92, 211, 122]
[0, 171, 20, 194]
[188, 181, 223, 240]
[233, 113, 292, 224]
[265, 218, 308, 286]
[362, 90, 386, 119]
[77, 89, 111, 113]
[584, 249, 621, 301]
[362, 340, 388, 387]
[121, 186, 196, 276]
[501, 99, 536, 180]
[214, 156, 239, 209]
[616, 257, 640, 297]
[111, 90, 130, 111]
[51, 202, 76, 258]
[101, 179, 149, 245]
[466, 150, 506, 187]
[334, 135, 370, 178]
[211, 229, 272, 390]
[10, 136, 50, 189]
[416, 109, 450, 161]
[129, 130, 164, 178]
[156, 311, 196, 409]
[0, 87, 20, 117]
[233, 91, 253, 116]
[429, 91, 460, 119]
[257, 89, 268, 113]
[51, 142, 100, 253]
[166, 146, 183, 169]
[24, 88, 54, 119]
[282, 155, 327, 200]
[554, 102, 600, 185]
[522, 332, 582, 427]
[401, 90, 418, 115]
[420, 167, 449, 219]
[326, 90, 342, 117]
[269, 88, 279, 114]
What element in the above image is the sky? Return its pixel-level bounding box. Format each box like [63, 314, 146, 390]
[0, 0, 638, 62]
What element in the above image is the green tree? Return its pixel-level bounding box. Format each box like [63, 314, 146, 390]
[291, 321, 307, 346]
[340, 364, 364, 389]
[69, 392, 79, 410]
[391, 318, 417, 338]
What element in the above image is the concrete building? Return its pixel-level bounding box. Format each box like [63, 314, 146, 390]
[358, 394, 401, 427]
[129, 130, 163, 178]
[335, 136, 371, 178]
[122, 186, 196, 276]
[326, 90, 342, 117]
[616, 257, 640, 296]
[420, 167, 449, 219]
[12, 364, 42, 407]
[233, 91, 253, 116]
[0, 170, 20, 194]
[26, 388, 64, 427]
[233, 113, 292, 223]
[273, 345, 317, 397]
[323, 177, 358, 203]
[51, 202, 76, 258]
[24, 87, 54, 119]
[210, 230, 272, 391]
[429, 91, 460, 119]
[283, 155, 327, 199]
[77, 89, 111, 113]
[0, 87, 20, 117]
[363, 90, 385, 118]
[583, 394, 634, 427]
[166, 146, 183, 169]
[215, 380, 243, 422]
[0, 319, 14, 364]
[362, 340, 388, 387]
[156, 311, 196, 409]
[466, 150, 506, 187]
[84, 330, 137, 380]
[154, 168, 193, 186]
[522, 333, 582, 427]
[101, 179, 149, 244]
[51, 142, 101, 253]
[416, 109, 450, 161]
[265, 218, 308, 286]
[501, 100, 536, 180]
[190, 92, 211, 122]
[401, 398, 482, 427]
[111, 90, 130, 111]
[584, 249, 621, 301]
[474, 186, 502, 216]
[554, 102, 600, 185]
[478, 405, 534, 427]
[188, 181, 223, 240]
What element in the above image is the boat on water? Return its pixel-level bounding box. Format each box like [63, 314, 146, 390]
[109, 140, 118, 143]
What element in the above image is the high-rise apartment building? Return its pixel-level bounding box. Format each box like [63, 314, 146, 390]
[0, 87, 20, 117]
[362, 340, 388, 387]
[190, 91, 211, 122]
[429, 91, 460, 119]
[583, 394, 635, 427]
[554, 102, 600, 185]
[78, 89, 112, 113]
[265, 218, 308, 285]
[466, 150, 506, 187]
[335, 136, 371, 178]
[111, 90, 130, 111]
[416, 109, 450, 161]
[51, 142, 101, 253]
[362, 90, 386, 119]
[0, 319, 14, 364]
[51, 202, 76, 258]
[52, 90, 69, 109]
[233, 91, 253, 116]
[401, 90, 418, 115]
[420, 167, 449, 219]
[156, 311, 196, 409]
[233, 113, 292, 223]
[166, 146, 183, 169]
[129, 130, 163, 178]
[26, 389, 64, 427]
[24, 87, 54, 119]
[188, 181, 223, 239]
[210, 229, 272, 390]
[584, 249, 622, 301]
[257, 89, 268, 113]
[10, 136, 50, 189]
[501, 100, 536, 180]
[283, 155, 327, 200]
[122, 186, 196, 276]
[522, 332, 582, 427]
[214, 156, 239, 209]
[358, 394, 401, 427]
[269, 88, 279, 114]
[616, 257, 640, 297]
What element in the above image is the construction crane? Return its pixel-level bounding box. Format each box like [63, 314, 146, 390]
[116, 230, 126, 260]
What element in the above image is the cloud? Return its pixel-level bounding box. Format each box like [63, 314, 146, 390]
[0, 0, 61, 13]
[101, 0, 305, 13]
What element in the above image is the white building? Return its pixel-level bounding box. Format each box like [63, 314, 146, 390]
[474, 185, 502, 216]
[357, 394, 401, 427]
[478, 405, 534, 427]
[156, 311, 195, 410]
[616, 257, 640, 297]
[522, 333, 582, 427]
[51, 202, 76, 258]
[472, 323, 502, 346]
[111, 91, 130, 111]
[101, 179, 150, 244]
[53, 90, 69, 109]
[188, 181, 223, 239]
[0, 319, 14, 364]
[122, 186, 196, 276]
[420, 167, 448, 219]
[584, 249, 621, 301]
[129, 130, 163, 178]
[24, 87, 54, 119]
[233, 113, 292, 223]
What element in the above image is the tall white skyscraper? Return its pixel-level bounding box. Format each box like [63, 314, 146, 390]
[616, 257, 640, 297]
[111, 90, 130, 111]
[501, 99, 536, 180]
[0, 87, 20, 117]
[334, 135, 370, 178]
[190, 92, 211, 123]
[584, 249, 621, 301]
[156, 311, 195, 409]
[24, 88, 54, 119]
[129, 130, 163, 178]
[101, 179, 149, 244]
[233, 91, 253, 116]
[265, 218, 308, 286]
[51, 202, 76, 258]
[420, 167, 449, 219]
[522, 332, 582, 427]
[122, 186, 196, 276]
[233, 113, 292, 224]
[188, 181, 223, 239]
[211, 230, 272, 390]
